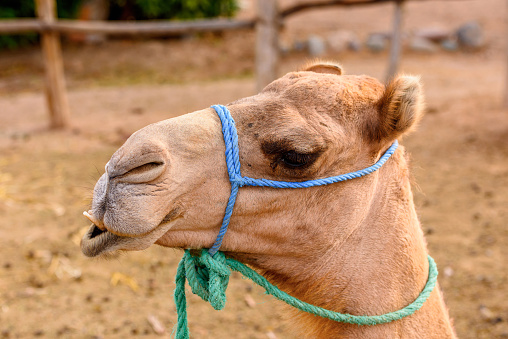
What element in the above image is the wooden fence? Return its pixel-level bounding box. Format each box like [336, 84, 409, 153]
[0, 0, 475, 129]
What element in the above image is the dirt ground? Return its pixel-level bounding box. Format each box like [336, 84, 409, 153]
[1, 0, 508, 338]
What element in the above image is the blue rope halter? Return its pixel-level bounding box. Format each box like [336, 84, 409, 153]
[171, 105, 437, 338]
[209, 104, 399, 255]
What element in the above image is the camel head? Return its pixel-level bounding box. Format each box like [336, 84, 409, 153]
[81, 62, 424, 260]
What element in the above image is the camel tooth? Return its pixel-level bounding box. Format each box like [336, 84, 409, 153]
[83, 211, 106, 230]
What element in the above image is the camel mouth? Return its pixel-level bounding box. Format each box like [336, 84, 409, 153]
[81, 223, 123, 257]
[90, 224, 107, 239]
[80, 214, 182, 257]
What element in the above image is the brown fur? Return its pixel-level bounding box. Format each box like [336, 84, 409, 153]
[376, 75, 425, 141]
[82, 62, 456, 338]
[303, 60, 344, 75]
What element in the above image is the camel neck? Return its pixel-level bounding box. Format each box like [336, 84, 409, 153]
[231, 153, 455, 338]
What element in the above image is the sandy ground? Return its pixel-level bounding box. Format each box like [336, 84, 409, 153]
[1, 0, 508, 338]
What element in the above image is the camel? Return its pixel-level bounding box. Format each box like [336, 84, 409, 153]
[81, 62, 456, 338]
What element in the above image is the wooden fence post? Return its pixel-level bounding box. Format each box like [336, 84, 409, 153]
[36, 0, 71, 129]
[256, 0, 279, 92]
[505, 0, 508, 108]
[386, 0, 405, 81]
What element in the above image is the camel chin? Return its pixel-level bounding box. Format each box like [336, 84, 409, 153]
[80, 220, 174, 257]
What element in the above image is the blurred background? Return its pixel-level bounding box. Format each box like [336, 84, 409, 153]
[0, 0, 507, 338]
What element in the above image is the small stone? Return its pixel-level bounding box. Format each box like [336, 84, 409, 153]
[457, 22, 485, 50]
[266, 331, 278, 339]
[441, 38, 459, 51]
[244, 294, 256, 308]
[366, 34, 387, 52]
[479, 304, 495, 321]
[293, 40, 307, 52]
[348, 39, 362, 52]
[308, 35, 326, 56]
[147, 314, 165, 335]
[443, 266, 454, 277]
[410, 37, 438, 53]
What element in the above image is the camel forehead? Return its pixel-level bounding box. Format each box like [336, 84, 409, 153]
[230, 72, 384, 130]
[264, 72, 385, 103]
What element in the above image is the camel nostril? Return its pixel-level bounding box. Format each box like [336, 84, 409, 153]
[116, 160, 166, 183]
[125, 161, 164, 176]
[106, 140, 168, 183]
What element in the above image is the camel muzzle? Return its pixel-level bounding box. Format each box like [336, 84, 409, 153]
[80, 223, 121, 257]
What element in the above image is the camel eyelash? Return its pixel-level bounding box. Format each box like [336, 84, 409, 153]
[262, 140, 322, 170]
[280, 151, 316, 168]
[266, 149, 320, 171]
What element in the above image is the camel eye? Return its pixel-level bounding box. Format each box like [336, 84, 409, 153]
[281, 151, 314, 168]
[261, 139, 323, 171]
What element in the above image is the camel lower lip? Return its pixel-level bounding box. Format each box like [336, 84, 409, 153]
[80, 220, 177, 257]
[81, 223, 123, 257]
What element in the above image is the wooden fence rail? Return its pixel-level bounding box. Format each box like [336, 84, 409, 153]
[0, 19, 42, 34]
[0, 18, 255, 36]
[0, 0, 479, 129]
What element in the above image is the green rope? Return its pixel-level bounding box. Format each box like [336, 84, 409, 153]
[173, 250, 438, 338]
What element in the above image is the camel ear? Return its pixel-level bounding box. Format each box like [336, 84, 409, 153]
[375, 75, 424, 141]
[303, 62, 343, 75]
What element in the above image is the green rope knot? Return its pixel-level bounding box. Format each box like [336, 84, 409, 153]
[174, 250, 231, 339]
[173, 250, 438, 339]
[180, 249, 230, 309]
